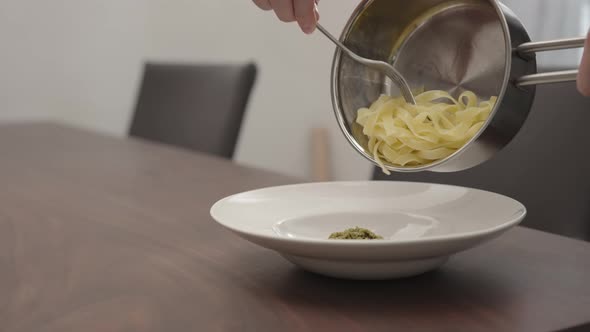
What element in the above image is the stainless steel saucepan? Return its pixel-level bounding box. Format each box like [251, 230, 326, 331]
[330, 0, 586, 173]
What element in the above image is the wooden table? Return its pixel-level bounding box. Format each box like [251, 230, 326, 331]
[1, 123, 590, 332]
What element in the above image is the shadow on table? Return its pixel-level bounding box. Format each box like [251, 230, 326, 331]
[272, 264, 516, 315]
[560, 323, 590, 332]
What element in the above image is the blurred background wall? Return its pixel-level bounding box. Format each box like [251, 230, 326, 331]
[0, 0, 587, 180]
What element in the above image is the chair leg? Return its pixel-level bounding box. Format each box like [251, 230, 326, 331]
[310, 127, 332, 182]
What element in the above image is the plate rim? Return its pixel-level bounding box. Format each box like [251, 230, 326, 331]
[210, 181, 526, 247]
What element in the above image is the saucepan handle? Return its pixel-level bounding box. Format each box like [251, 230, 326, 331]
[515, 36, 586, 87]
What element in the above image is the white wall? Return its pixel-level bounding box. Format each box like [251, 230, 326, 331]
[0, 0, 371, 180]
[0, 0, 148, 135]
[0, 0, 587, 180]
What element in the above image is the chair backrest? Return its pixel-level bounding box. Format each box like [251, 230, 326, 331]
[373, 81, 590, 241]
[129, 62, 257, 159]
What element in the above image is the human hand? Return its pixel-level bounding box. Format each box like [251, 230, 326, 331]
[577, 31, 590, 96]
[252, 0, 319, 34]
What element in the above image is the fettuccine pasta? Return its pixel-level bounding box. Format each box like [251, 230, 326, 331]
[356, 90, 496, 174]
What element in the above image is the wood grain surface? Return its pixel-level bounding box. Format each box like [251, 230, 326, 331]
[0, 123, 589, 332]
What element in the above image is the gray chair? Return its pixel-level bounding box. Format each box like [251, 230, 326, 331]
[129, 62, 257, 159]
[373, 81, 590, 241]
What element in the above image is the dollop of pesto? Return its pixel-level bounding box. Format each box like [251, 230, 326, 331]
[329, 227, 383, 240]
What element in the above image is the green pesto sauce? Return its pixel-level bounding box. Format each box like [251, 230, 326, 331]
[329, 227, 383, 240]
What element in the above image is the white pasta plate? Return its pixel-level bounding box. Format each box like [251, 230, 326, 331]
[210, 181, 526, 280]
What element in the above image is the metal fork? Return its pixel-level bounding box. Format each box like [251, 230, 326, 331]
[316, 23, 417, 105]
